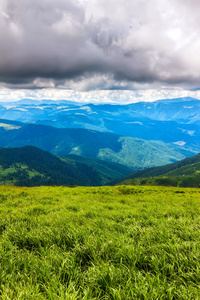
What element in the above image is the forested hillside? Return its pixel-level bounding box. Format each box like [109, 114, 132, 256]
[117, 152, 200, 187]
[0, 146, 133, 186]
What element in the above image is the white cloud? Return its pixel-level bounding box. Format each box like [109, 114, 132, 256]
[1, 87, 200, 104]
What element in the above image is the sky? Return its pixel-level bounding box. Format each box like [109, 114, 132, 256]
[1, 0, 200, 103]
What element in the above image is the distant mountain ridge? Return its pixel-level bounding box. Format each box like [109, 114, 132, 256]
[0, 97, 199, 152]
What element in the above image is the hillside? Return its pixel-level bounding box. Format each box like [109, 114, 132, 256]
[64, 154, 134, 182]
[0, 120, 195, 169]
[117, 152, 200, 187]
[0, 146, 133, 186]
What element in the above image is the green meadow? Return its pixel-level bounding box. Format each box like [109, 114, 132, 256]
[0, 185, 200, 299]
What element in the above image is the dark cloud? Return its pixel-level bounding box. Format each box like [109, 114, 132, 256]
[0, 0, 200, 91]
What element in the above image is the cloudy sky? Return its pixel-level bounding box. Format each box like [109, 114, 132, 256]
[1, 0, 200, 103]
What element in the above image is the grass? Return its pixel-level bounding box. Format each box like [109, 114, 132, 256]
[0, 185, 200, 299]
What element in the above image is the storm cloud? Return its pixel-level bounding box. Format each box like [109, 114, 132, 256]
[1, 0, 200, 91]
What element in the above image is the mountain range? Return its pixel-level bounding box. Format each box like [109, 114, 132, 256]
[0, 97, 199, 186]
[0, 97, 200, 153]
[0, 119, 195, 170]
[0, 145, 199, 188]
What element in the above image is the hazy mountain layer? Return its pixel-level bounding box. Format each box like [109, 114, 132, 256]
[0, 97, 200, 151]
[0, 120, 195, 169]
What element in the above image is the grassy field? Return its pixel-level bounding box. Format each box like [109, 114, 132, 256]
[0, 185, 200, 299]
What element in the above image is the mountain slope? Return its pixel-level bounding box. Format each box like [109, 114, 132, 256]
[0, 146, 134, 187]
[64, 154, 134, 184]
[0, 120, 195, 169]
[116, 153, 200, 187]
